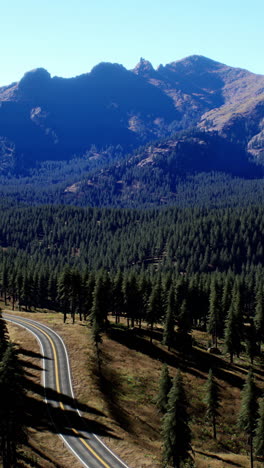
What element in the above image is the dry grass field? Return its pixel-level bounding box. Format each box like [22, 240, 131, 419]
[3, 303, 264, 468]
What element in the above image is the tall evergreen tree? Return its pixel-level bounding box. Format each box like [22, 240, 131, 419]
[1, 264, 9, 305]
[0, 342, 26, 468]
[0, 311, 8, 359]
[221, 274, 233, 319]
[21, 273, 34, 311]
[254, 287, 264, 347]
[254, 399, 264, 459]
[163, 288, 175, 351]
[177, 299, 192, 336]
[204, 369, 220, 439]
[156, 364, 172, 414]
[84, 272, 96, 320]
[147, 280, 164, 344]
[207, 280, 221, 348]
[90, 272, 109, 372]
[224, 285, 243, 363]
[122, 273, 140, 328]
[57, 268, 72, 323]
[245, 322, 258, 364]
[162, 371, 192, 468]
[8, 270, 17, 311]
[238, 369, 258, 468]
[177, 299, 192, 352]
[232, 282, 244, 355]
[138, 274, 151, 328]
[112, 270, 124, 324]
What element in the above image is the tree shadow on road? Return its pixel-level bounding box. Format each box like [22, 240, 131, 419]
[17, 346, 120, 467]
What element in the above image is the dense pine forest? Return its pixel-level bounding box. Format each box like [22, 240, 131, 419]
[1, 199, 264, 345]
[1, 201, 264, 272]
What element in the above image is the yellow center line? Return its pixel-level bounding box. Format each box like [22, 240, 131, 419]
[10, 316, 111, 468]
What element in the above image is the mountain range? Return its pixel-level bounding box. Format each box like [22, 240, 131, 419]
[0, 55, 264, 208]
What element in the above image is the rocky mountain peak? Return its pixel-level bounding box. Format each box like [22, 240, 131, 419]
[133, 58, 155, 77]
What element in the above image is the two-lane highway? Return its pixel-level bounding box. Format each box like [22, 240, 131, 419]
[3, 313, 130, 468]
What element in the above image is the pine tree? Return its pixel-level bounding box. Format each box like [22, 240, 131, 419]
[156, 364, 172, 414]
[162, 371, 192, 468]
[138, 274, 151, 328]
[204, 369, 220, 439]
[177, 299, 192, 352]
[245, 322, 258, 364]
[177, 300, 192, 335]
[84, 272, 96, 320]
[57, 268, 72, 323]
[254, 287, 264, 347]
[254, 399, 264, 459]
[16, 272, 23, 311]
[0, 310, 8, 359]
[0, 342, 26, 467]
[163, 288, 175, 351]
[8, 270, 17, 311]
[122, 273, 140, 328]
[207, 280, 221, 348]
[238, 369, 258, 468]
[147, 281, 164, 343]
[224, 285, 243, 363]
[232, 283, 244, 356]
[1, 265, 9, 305]
[90, 273, 108, 372]
[221, 274, 233, 319]
[21, 273, 34, 311]
[112, 270, 124, 324]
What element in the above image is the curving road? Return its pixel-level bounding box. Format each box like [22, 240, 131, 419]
[3, 313, 130, 468]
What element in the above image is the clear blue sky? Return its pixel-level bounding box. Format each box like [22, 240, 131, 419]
[1, 0, 263, 86]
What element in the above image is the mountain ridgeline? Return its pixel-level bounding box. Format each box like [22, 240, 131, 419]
[0, 55, 264, 207]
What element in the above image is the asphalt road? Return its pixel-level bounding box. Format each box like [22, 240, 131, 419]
[3, 313, 130, 468]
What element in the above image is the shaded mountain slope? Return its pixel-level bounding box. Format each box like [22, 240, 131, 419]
[60, 130, 263, 207]
[0, 63, 178, 172]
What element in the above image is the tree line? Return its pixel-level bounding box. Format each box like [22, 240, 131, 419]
[1, 266, 263, 363]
